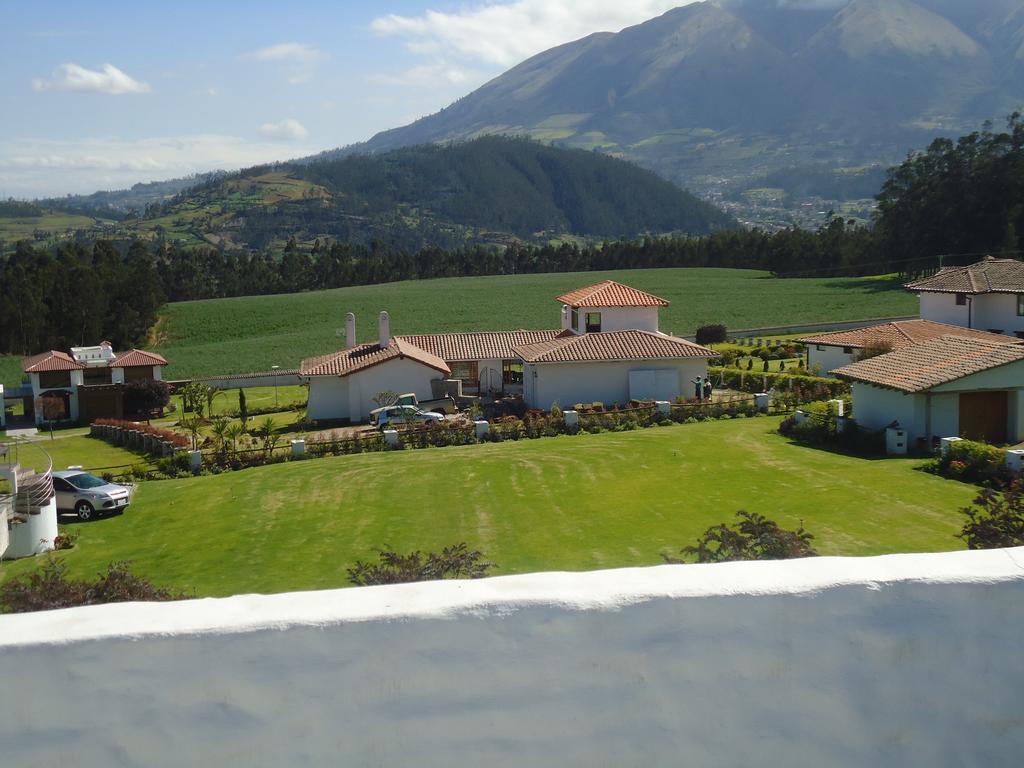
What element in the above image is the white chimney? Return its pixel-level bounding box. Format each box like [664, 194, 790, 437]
[379, 310, 391, 348]
[561, 304, 570, 331]
[345, 313, 356, 349]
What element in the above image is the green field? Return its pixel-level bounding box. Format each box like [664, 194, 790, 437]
[0, 418, 974, 598]
[146, 268, 915, 381]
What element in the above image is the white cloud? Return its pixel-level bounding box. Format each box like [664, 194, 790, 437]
[0, 135, 319, 198]
[368, 62, 476, 88]
[259, 118, 309, 141]
[32, 63, 151, 95]
[371, 0, 694, 68]
[243, 42, 325, 63]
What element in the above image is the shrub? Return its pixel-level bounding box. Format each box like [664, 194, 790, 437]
[123, 378, 171, 416]
[664, 510, 817, 564]
[347, 543, 494, 586]
[695, 324, 728, 346]
[959, 480, 1024, 549]
[930, 440, 1009, 485]
[0, 557, 188, 614]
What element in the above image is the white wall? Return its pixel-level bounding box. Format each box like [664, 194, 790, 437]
[809, 344, 856, 375]
[851, 383, 925, 443]
[3, 497, 56, 559]
[919, 292, 970, 327]
[306, 375, 350, 421]
[570, 306, 660, 334]
[525, 359, 707, 409]
[1, 550, 1023, 767]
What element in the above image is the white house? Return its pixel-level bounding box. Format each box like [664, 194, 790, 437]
[832, 335, 1024, 448]
[21, 343, 168, 425]
[799, 320, 1019, 372]
[301, 280, 717, 421]
[301, 312, 451, 422]
[905, 257, 1024, 337]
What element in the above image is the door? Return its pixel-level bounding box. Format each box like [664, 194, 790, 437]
[959, 391, 1008, 443]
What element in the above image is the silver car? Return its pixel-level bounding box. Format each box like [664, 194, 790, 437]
[52, 470, 131, 521]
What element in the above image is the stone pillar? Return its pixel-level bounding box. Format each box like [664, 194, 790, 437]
[383, 429, 400, 448]
[754, 393, 770, 413]
[655, 401, 671, 417]
[563, 410, 579, 428]
[291, 439, 306, 458]
[473, 421, 489, 440]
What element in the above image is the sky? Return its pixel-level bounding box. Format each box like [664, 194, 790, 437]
[1, 0, 697, 199]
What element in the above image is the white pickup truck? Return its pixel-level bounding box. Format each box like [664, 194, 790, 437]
[393, 392, 458, 415]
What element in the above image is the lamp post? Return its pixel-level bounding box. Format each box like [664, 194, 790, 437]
[271, 365, 280, 408]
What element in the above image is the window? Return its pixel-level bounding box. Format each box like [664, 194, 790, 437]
[52, 477, 73, 492]
[955, 293, 967, 306]
[585, 312, 602, 333]
[502, 359, 523, 385]
[571, 307, 579, 332]
[83, 367, 112, 385]
[449, 361, 479, 384]
[842, 347, 853, 354]
[38, 371, 72, 389]
[1018, 295, 1024, 316]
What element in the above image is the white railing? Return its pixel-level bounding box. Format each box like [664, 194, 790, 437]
[1, 440, 54, 519]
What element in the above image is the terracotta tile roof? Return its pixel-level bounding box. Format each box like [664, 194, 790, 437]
[799, 320, 1020, 350]
[300, 338, 450, 378]
[22, 350, 84, 373]
[110, 349, 169, 368]
[904, 257, 1024, 294]
[397, 330, 561, 361]
[514, 330, 715, 364]
[832, 335, 1024, 393]
[556, 280, 670, 307]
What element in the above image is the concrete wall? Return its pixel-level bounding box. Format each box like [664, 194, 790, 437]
[306, 374, 350, 421]
[569, 306, 660, 334]
[202, 373, 303, 390]
[850, 383, 925, 442]
[1, 550, 1023, 767]
[524, 359, 707, 409]
[919, 292, 1024, 336]
[919, 293, 970, 327]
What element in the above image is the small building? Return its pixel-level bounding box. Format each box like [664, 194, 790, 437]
[833, 335, 1024, 447]
[905, 257, 1024, 337]
[515, 330, 716, 409]
[21, 342, 168, 426]
[302, 312, 451, 423]
[799, 320, 1020, 372]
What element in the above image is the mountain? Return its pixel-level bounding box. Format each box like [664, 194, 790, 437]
[350, 0, 1024, 217]
[60, 137, 733, 253]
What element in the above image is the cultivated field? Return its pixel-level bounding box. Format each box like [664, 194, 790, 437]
[0, 418, 975, 598]
[149, 268, 915, 381]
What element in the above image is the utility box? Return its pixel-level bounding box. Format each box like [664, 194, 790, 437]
[886, 426, 908, 456]
[1005, 450, 1024, 473]
[940, 436, 964, 456]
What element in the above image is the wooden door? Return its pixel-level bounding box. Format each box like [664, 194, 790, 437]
[959, 391, 1008, 443]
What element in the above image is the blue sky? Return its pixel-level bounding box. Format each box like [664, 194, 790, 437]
[1, 0, 691, 198]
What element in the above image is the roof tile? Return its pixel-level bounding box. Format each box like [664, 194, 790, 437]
[904, 257, 1024, 294]
[110, 349, 169, 368]
[397, 330, 561, 361]
[832, 335, 1024, 393]
[22, 351, 84, 373]
[300, 338, 450, 378]
[514, 330, 715, 363]
[799, 320, 1020, 350]
[556, 280, 670, 307]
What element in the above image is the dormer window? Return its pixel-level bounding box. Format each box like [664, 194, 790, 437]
[955, 293, 967, 306]
[585, 312, 602, 333]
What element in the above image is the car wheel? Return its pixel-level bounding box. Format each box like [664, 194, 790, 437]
[75, 500, 95, 521]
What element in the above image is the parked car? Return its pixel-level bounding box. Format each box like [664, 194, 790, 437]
[393, 392, 458, 414]
[371, 405, 445, 429]
[52, 470, 131, 521]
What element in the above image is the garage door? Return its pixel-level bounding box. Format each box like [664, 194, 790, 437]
[959, 391, 1008, 443]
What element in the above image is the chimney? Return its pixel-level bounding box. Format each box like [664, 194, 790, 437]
[561, 304, 570, 331]
[345, 313, 356, 349]
[378, 310, 391, 348]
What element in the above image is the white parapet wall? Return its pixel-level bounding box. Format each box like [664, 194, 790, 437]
[1, 549, 1024, 766]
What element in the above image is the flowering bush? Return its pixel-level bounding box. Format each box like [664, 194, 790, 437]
[92, 418, 190, 448]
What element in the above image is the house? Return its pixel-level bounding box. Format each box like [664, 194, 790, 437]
[905, 256, 1024, 337]
[799, 320, 1020, 372]
[832, 335, 1024, 447]
[21, 342, 168, 425]
[302, 312, 451, 423]
[301, 280, 716, 422]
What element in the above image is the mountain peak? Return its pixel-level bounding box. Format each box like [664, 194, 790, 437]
[810, 0, 980, 59]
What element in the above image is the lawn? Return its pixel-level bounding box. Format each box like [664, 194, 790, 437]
[0, 417, 977, 598]
[146, 268, 916, 382]
[9, 435, 154, 475]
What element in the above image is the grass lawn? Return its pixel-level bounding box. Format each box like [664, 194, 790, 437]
[11, 436, 154, 475]
[143, 268, 916, 382]
[0, 417, 977, 598]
